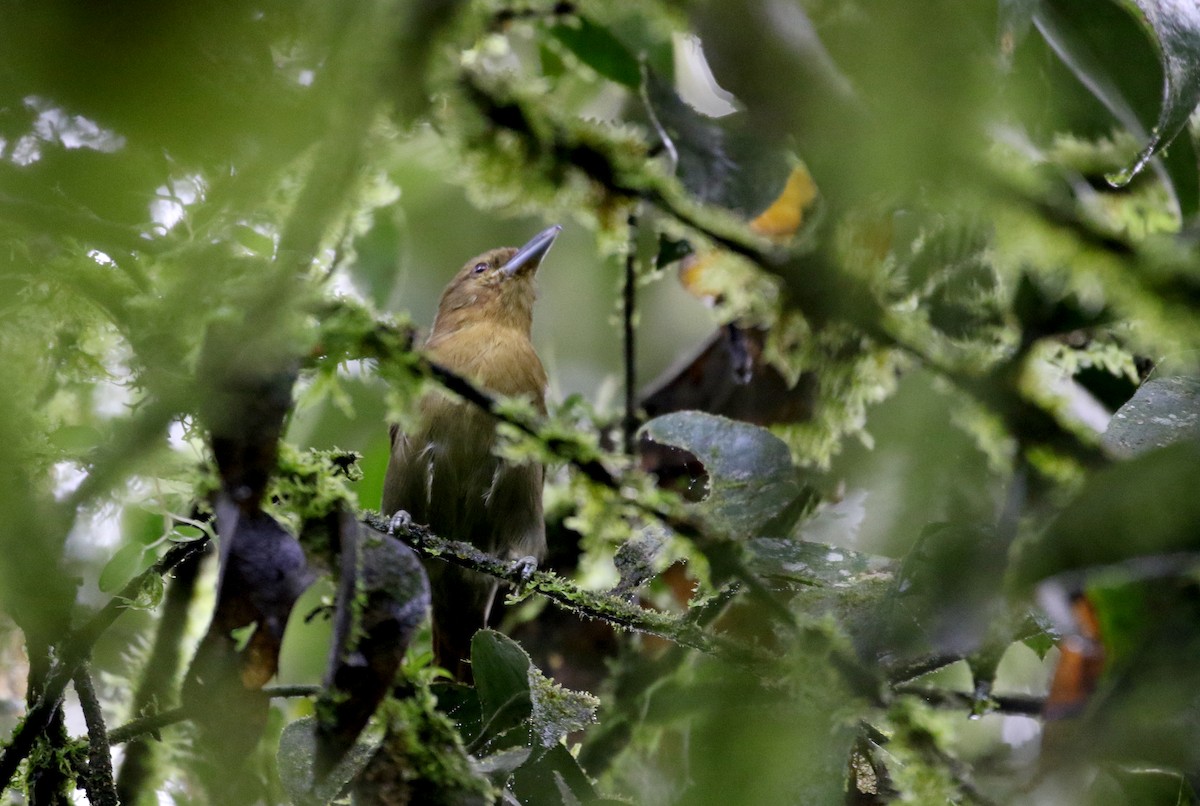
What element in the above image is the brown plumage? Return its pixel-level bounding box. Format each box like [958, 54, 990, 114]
[382, 225, 559, 680]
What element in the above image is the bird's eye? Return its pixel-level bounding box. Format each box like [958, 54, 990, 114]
[472, 262, 488, 274]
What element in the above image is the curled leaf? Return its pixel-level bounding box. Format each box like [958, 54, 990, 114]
[640, 411, 802, 536]
[1107, 0, 1200, 186]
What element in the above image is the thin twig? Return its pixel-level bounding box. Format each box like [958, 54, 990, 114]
[623, 208, 640, 455]
[106, 685, 322, 748]
[893, 685, 1044, 717]
[0, 538, 209, 792]
[73, 665, 120, 806]
[107, 707, 190, 747]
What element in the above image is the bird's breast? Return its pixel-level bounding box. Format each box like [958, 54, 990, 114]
[426, 322, 547, 408]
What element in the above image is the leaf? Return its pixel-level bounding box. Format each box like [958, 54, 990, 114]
[745, 538, 889, 588]
[1107, 0, 1200, 186]
[527, 666, 599, 748]
[547, 16, 642, 89]
[98, 540, 151, 593]
[471, 630, 534, 744]
[473, 746, 532, 777]
[277, 717, 380, 806]
[643, 70, 793, 218]
[1102, 377, 1200, 457]
[1013, 439, 1200, 587]
[509, 743, 598, 805]
[640, 411, 802, 536]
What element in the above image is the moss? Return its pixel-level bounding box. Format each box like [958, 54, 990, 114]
[355, 694, 495, 805]
[269, 444, 363, 530]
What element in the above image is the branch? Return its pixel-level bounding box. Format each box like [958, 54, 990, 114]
[460, 73, 1110, 470]
[0, 538, 209, 792]
[107, 684, 320, 746]
[362, 512, 738, 659]
[106, 707, 189, 747]
[893, 685, 1044, 717]
[73, 665, 120, 806]
[623, 208, 640, 455]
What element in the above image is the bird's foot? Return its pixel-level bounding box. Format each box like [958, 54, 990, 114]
[387, 510, 413, 535]
[509, 555, 539, 581]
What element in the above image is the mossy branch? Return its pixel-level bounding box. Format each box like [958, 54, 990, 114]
[457, 72, 1110, 469]
[0, 538, 209, 793]
[73, 665, 119, 806]
[361, 512, 744, 660]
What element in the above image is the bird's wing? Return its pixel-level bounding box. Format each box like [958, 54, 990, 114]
[485, 460, 545, 559]
[381, 424, 432, 526]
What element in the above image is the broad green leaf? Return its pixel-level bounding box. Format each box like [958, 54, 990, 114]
[474, 745, 531, 777]
[640, 411, 802, 536]
[433, 681, 483, 745]
[277, 716, 380, 806]
[547, 16, 642, 89]
[471, 630, 533, 744]
[1108, 0, 1200, 186]
[47, 424, 102, 453]
[1014, 439, 1200, 586]
[98, 540, 150, 593]
[1103, 377, 1200, 457]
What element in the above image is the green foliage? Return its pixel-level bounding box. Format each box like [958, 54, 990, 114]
[6, 0, 1200, 804]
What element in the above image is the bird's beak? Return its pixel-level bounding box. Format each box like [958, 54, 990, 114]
[501, 224, 562, 277]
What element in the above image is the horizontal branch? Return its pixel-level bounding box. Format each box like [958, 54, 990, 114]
[894, 685, 1044, 717]
[106, 684, 320, 746]
[362, 512, 740, 659]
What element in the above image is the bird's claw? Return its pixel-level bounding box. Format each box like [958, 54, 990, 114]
[509, 555, 539, 581]
[387, 510, 413, 535]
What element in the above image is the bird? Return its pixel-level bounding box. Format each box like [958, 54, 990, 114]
[383, 224, 560, 681]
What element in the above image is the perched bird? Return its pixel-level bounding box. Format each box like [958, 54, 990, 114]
[383, 225, 560, 680]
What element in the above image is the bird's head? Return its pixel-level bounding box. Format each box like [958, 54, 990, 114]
[432, 224, 561, 336]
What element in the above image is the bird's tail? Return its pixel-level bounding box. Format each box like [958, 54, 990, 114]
[429, 563, 498, 684]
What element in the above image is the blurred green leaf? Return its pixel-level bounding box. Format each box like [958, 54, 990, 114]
[547, 16, 642, 89]
[641, 411, 802, 536]
[277, 716, 380, 806]
[98, 540, 151, 594]
[509, 742, 598, 805]
[1014, 440, 1200, 586]
[746, 537, 888, 587]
